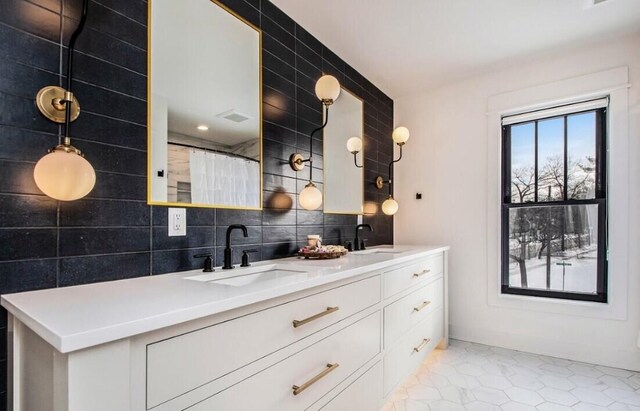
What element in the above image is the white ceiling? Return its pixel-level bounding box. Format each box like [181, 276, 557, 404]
[271, 0, 640, 98]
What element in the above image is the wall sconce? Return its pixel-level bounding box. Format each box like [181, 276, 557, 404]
[346, 137, 363, 168]
[375, 126, 410, 216]
[33, 0, 95, 201]
[289, 74, 341, 210]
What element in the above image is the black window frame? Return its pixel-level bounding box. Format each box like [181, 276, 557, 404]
[501, 105, 608, 303]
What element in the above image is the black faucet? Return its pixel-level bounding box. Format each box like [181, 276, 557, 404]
[223, 224, 248, 269]
[354, 224, 373, 251]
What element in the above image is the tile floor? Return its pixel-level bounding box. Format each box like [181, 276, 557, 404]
[381, 340, 640, 411]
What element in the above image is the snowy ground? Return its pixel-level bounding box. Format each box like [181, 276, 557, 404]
[508, 248, 598, 294]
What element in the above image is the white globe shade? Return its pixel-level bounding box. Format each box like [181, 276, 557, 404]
[34, 150, 96, 201]
[382, 197, 399, 216]
[315, 75, 341, 103]
[346, 137, 363, 153]
[392, 126, 410, 145]
[299, 183, 323, 210]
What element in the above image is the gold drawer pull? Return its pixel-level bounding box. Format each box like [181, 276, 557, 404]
[292, 363, 340, 395]
[293, 306, 339, 328]
[413, 301, 431, 312]
[413, 338, 431, 353]
[413, 269, 431, 278]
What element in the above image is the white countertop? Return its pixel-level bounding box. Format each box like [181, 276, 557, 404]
[1, 245, 448, 353]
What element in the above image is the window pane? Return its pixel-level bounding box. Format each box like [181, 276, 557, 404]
[537, 117, 564, 201]
[510, 122, 535, 203]
[567, 112, 596, 200]
[507, 204, 599, 294]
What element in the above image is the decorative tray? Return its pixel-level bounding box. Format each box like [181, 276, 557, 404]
[297, 246, 348, 260]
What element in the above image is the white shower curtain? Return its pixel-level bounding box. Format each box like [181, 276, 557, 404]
[189, 149, 260, 207]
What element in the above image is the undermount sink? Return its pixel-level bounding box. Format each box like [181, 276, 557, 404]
[184, 264, 313, 287]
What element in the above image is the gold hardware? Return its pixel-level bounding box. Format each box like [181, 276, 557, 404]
[293, 306, 339, 328]
[292, 363, 339, 395]
[289, 153, 306, 171]
[35, 86, 80, 123]
[375, 176, 385, 190]
[413, 338, 431, 353]
[413, 301, 431, 312]
[413, 269, 431, 278]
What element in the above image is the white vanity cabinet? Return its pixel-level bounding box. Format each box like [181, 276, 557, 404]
[3, 246, 448, 411]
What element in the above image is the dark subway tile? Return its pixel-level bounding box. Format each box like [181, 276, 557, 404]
[295, 40, 322, 70]
[261, 242, 296, 260]
[0, 259, 57, 294]
[152, 206, 216, 227]
[152, 247, 213, 275]
[0, 161, 43, 196]
[59, 227, 150, 256]
[93, 0, 147, 25]
[72, 111, 147, 151]
[0, 58, 59, 99]
[75, 27, 147, 74]
[0, 92, 58, 134]
[263, 68, 295, 97]
[152, 226, 214, 251]
[261, 1, 294, 34]
[216, 209, 262, 226]
[0, 0, 61, 42]
[0, 24, 60, 72]
[296, 210, 323, 226]
[262, 225, 295, 243]
[69, 52, 146, 99]
[295, 24, 322, 56]
[59, 198, 149, 227]
[261, 15, 294, 51]
[79, 141, 146, 176]
[0, 228, 57, 260]
[59, 252, 150, 286]
[263, 86, 295, 115]
[263, 33, 294, 68]
[263, 173, 296, 193]
[263, 121, 297, 147]
[0, 194, 57, 227]
[71, 81, 146, 125]
[263, 51, 295, 82]
[86, 172, 146, 201]
[262, 207, 296, 226]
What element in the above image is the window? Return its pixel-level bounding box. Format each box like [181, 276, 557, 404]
[501, 99, 607, 302]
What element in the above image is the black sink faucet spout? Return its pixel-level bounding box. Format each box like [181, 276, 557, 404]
[354, 224, 373, 251]
[223, 224, 248, 269]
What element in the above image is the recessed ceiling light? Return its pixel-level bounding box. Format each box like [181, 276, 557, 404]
[197, 125, 209, 131]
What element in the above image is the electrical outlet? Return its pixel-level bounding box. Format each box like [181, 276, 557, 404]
[168, 208, 186, 236]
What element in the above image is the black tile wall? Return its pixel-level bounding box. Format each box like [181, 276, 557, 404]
[0, 0, 394, 403]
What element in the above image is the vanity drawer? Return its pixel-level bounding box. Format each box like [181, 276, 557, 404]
[384, 276, 443, 348]
[146, 275, 381, 409]
[383, 253, 443, 299]
[383, 308, 443, 396]
[320, 361, 383, 411]
[186, 312, 381, 411]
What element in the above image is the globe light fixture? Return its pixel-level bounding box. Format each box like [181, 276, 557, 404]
[376, 126, 411, 215]
[346, 136, 363, 168]
[33, 0, 95, 201]
[299, 182, 323, 210]
[290, 74, 342, 210]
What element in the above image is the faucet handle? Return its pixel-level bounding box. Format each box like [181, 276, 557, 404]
[241, 249, 258, 267]
[345, 241, 353, 252]
[194, 253, 214, 272]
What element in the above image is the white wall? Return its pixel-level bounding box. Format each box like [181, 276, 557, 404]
[394, 34, 640, 370]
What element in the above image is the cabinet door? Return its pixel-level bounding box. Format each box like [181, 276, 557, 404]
[186, 312, 381, 411]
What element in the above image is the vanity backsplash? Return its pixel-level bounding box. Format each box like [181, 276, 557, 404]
[0, 0, 393, 404]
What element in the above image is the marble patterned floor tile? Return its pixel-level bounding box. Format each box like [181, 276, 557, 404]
[381, 339, 640, 411]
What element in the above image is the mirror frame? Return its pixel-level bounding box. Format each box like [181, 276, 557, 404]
[146, 0, 264, 210]
[323, 86, 365, 215]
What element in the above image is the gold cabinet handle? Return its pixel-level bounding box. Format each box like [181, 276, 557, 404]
[413, 338, 431, 353]
[292, 363, 340, 395]
[413, 301, 431, 312]
[413, 269, 431, 278]
[293, 306, 339, 328]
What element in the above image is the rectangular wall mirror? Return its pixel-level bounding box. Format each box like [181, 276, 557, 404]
[148, 0, 262, 209]
[323, 88, 364, 214]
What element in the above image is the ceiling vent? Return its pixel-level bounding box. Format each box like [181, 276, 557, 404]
[216, 109, 252, 123]
[583, 0, 611, 8]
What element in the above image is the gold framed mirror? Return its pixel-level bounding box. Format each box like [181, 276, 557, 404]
[147, 0, 263, 210]
[323, 87, 365, 214]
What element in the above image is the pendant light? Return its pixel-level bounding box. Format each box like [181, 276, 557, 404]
[376, 126, 410, 216]
[290, 74, 341, 210]
[33, 0, 95, 201]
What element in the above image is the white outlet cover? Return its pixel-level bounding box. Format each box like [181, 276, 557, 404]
[168, 208, 186, 236]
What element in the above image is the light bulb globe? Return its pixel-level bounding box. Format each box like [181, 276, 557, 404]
[299, 183, 323, 210]
[346, 137, 363, 154]
[382, 197, 399, 216]
[392, 126, 410, 145]
[34, 149, 96, 201]
[315, 75, 341, 104]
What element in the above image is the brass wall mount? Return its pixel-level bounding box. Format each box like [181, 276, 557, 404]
[35, 86, 80, 123]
